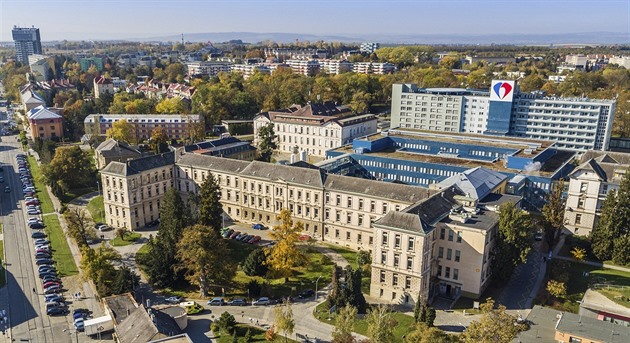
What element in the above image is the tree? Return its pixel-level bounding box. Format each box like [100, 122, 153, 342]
[150, 126, 169, 153]
[492, 202, 533, 282]
[414, 294, 426, 323]
[462, 298, 524, 343]
[42, 146, 97, 197]
[257, 122, 277, 162]
[106, 119, 135, 143]
[571, 247, 587, 261]
[176, 224, 236, 297]
[546, 280, 567, 299]
[63, 207, 91, 246]
[145, 188, 192, 288]
[366, 305, 395, 343]
[406, 322, 455, 343]
[542, 180, 565, 250]
[591, 168, 630, 265]
[243, 248, 269, 277]
[216, 311, 237, 334]
[332, 304, 357, 343]
[265, 209, 306, 282]
[198, 173, 223, 231]
[80, 243, 122, 296]
[425, 307, 436, 327]
[111, 266, 139, 295]
[156, 97, 188, 114]
[115, 227, 127, 241]
[265, 325, 277, 341]
[274, 299, 295, 343]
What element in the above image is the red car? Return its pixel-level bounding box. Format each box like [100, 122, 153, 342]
[248, 236, 261, 244]
[43, 281, 62, 289]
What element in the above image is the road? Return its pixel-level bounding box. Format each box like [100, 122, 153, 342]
[0, 136, 75, 343]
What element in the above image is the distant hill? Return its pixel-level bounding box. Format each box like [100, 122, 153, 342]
[139, 31, 629, 45]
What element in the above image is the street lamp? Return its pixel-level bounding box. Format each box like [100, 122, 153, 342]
[314, 276, 322, 300]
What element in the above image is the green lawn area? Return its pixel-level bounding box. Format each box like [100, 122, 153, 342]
[537, 260, 630, 313]
[314, 302, 415, 342]
[323, 244, 372, 294]
[214, 324, 297, 342]
[26, 156, 55, 214]
[87, 195, 105, 224]
[60, 187, 97, 204]
[111, 232, 141, 247]
[42, 215, 78, 276]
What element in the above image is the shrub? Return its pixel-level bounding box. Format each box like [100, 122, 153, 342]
[217, 311, 236, 334]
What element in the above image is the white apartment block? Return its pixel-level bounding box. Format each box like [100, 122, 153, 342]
[609, 56, 630, 69]
[284, 59, 321, 76]
[391, 82, 617, 151]
[565, 54, 588, 69]
[28, 54, 50, 82]
[231, 64, 271, 79]
[564, 151, 630, 236]
[318, 59, 353, 75]
[352, 62, 397, 75]
[360, 42, 380, 54]
[253, 103, 377, 157]
[187, 61, 232, 77]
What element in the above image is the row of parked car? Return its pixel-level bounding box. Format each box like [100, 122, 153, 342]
[221, 228, 261, 245]
[206, 290, 316, 307]
[16, 154, 41, 215]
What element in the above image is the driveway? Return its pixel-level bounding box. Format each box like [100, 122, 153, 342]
[496, 241, 544, 309]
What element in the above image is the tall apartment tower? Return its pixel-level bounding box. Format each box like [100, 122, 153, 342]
[12, 26, 42, 64]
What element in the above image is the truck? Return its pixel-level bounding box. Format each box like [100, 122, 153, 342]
[84, 315, 114, 336]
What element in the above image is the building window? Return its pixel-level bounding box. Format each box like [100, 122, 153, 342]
[408, 237, 414, 251]
[359, 199, 364, 210]
[381, 252, 387, 264]
[405, 276, 411, 289]
[440, 228, 445, 239]
[346, 212, 352, 224]
[335, 229, 340, 238]
[577, 198, 585, 209]
[448, 230, 454, 241]
[382, 203, 388, 214]
[393, 274, 398, 286]
[457, 231, 462, 243]
[394, 235, 401, 248]
[394, 254, 400, 267]
[380, 271, 386, 283]
[447, 249, 452, 260]
[438, 247, 444, 258]
[407, 257, 413, 270]
[346, 232, 351, 240]
[358, 214, 364, 226]
[580, 182, 588, 192]
[382, 232, 388, 245]
[336, 195, 341, 205]
[437, 266, 442, 277]
[455, 250, 461, 262]
[347, 197, 352, 208]
[325, 209, 330, 220]
[453, 268, 459, 280]
[445, 267, 451, 278]
[575, 214, 582, 224]
[371, 201, 376, 211]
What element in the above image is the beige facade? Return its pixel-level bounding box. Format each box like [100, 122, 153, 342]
[564, 151, 630, 235]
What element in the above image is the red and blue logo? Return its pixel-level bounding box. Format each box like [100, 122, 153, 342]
[493, 81, 513, 99]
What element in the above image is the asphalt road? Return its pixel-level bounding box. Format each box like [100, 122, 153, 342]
[1, 136, 74, 342]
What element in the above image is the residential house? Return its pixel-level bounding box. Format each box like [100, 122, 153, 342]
[94, 138, 143, 170]
[94, 76, 113, 99]
[27, 105, 63, 140]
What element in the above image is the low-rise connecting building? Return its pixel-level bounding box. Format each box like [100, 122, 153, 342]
[84, 113, 203, 142]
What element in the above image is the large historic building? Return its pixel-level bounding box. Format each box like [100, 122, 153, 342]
[391, 81, 616, 151]
[101, 146, 523, 306]
[564, 150, 630, 235]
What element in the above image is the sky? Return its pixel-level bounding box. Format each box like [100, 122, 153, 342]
[0, 0, 628, 41]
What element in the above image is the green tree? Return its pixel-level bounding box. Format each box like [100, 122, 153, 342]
[425, 307, 436, 327]
[542, 180, 565, 250]
[198, 172, 223, 231]
[414, 294, 426, 323]
[274, 299, 295, 343]
[332, 304, 357, 343]
[63, 207, 91, 246]
[111, 266, 139, 295]
[41, 146, 97, 197]
[156, 97, 188, 114]
[265, 209, 306, 282]
[217, 311, 237, 334]
[257, 122, 277, 162]
[462, 298, 523, 343]
[80, 243, 121, 296]
[492, 202, 533, 282]
[150, 126, 170, 153]
[406, 322, 455, 343]
[176, 224, 236, 297]
[546, 280, 567, 299]
[106, 119, 135, 143]
[243, 248, 269, 277]
[145, 188, 192, 288]
[591, 189, 617, 261]
[519, 73, 545, 92]
[366, 305, 395, 343]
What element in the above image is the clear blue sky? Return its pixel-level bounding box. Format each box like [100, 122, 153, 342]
[1, 0, 628, 41]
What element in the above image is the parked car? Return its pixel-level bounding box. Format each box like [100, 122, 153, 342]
[235, 233, 246, 241]
[29, 222, 45, 230]
[222, 229, 234, 238]
[41, 276, 60, 283]
[35, 252, 51, 259]
[36, 258, 54, 265]
[34, 244, 50, 251]
[27, 208, 40, 215]
[4, 186, 10, 193]
[31, 232, 46, 239]
[238, 234, 251, 242]
[44, 285, 62, 294]
[297, 289, 315, 299]
[38, 265, 55, 272]
[207, 297, 225, 306]
[253, 297, 272, 306]
[25, 200, 40, 206]
[33, 238, 49, 245]
[227, 298, 248, 306]
[74, 318, 85, 331]
[43, 281, 61, 289]
[165, 296, 183, 304]
[27, 217, 42, 224]
[44, 294, 64, 303]
[248, 236, 261, 244]
[252, 223, 266, 230]
[46, 306, 68, 316]
[229, 231, 241, 239]
[39, 272, 58, 279]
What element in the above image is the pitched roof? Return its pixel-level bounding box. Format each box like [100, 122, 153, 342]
[571, 150, 630, 183]
[94, 76, 112, 85]
[176, 152, 251, 174]
[374, 211, 428, 234]
[27, 105, 62, 120]
[437, 167, 507, 200]
[115, 304, 182, 343]
[101, 152, 175, 176]
[239, 160, 326, 187]
[324, 174, 433, 203]
[95, 138, 141, 157]
[103, 293, 138, 324]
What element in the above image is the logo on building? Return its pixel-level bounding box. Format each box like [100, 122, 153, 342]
[490, 80, 515, 102]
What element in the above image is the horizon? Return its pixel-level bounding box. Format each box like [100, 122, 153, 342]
[1, 0, 629, 43]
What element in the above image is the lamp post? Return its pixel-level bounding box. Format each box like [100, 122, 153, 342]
[314, 275, 322, 301]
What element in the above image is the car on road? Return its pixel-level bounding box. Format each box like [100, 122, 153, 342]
[227, 298, 248, 306]
[165, 296, 183, 304]
[46, 306, 68, 316]
[253, 297, 272, 306]
[297, 289, 315, 299]
[252, 223, 267, 230]
[4, 186, 10, 193]
[31, 232, 46, 238]
[207, 297, 225, 306]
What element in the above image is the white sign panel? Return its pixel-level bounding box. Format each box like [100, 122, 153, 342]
[489, 80, 515, 102]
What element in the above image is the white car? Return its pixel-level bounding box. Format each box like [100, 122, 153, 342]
[165, 296, 183, 304]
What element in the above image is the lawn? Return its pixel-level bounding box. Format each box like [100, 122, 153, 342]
[26, 156, 55, 214]
[323, 244, 371, 294]
[87, 195, 105, 224]
[111, 232, 141, 247]
[42, 215, 78, 276]
[214, 324, 297, 342]
[537, 260, 630, 313]
[314, 302, 415, 342]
